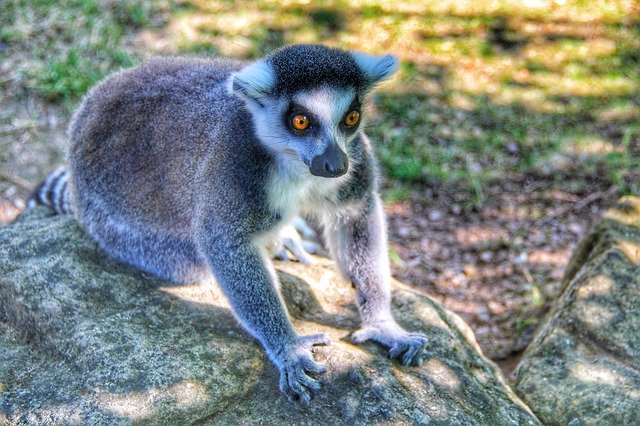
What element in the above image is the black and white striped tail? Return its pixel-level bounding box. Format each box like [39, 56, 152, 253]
[27, 167, 72, 214]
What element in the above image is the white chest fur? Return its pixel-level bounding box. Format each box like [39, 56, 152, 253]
[266, 160, 350, 223]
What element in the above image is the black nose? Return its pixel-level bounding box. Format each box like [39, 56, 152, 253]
[309, 145, 349, 178]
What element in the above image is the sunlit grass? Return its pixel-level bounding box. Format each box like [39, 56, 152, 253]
[0, 0, 171, 100]
[0, 0, 638, 195]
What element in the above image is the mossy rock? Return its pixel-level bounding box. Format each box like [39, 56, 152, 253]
[0, 208, 538, 424]
[516, 196, 640, 425]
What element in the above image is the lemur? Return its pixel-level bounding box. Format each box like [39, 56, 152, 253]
[29, 44, 428, 403]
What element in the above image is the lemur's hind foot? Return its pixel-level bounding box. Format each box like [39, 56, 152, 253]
[352, 320, 428, 366]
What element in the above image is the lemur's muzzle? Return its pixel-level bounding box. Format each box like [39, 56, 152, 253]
[309, 144, 349, 178]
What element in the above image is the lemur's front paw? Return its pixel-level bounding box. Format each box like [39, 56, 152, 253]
[352, 321, 428, 366]
[278, 333, 330, 404]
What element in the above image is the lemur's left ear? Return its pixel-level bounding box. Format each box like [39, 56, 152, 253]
[229, 60, 275, 105]
[351, 52, 399, 87]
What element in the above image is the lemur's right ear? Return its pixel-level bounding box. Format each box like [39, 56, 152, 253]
[229, 60, 275, 105]
[351, 52, 399, 89]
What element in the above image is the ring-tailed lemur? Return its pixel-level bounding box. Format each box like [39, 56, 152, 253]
[29, 44, 428, 403]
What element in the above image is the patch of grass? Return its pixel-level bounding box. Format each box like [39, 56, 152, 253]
[2, 0, 638, 198]
[604, 126, 640, 195]
[514, 315, 538, 336]
[36, 48, 133, 101]
[382, 185, 412, 203]
[1, 0, 169, 102]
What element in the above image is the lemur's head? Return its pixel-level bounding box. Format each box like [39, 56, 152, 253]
[229, 44, 398, 178]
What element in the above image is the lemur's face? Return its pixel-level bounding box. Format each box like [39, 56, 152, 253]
[230, 44, 398, 178]
[250, 85, 363, 178]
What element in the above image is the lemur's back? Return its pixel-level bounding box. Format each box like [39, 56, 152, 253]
[68, 57, 249, 235]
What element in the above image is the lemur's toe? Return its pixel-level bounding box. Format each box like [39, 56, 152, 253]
[275, 248, 290, 261]
[387, 343, 406, 359]
[401, 343, 422, 366]
[299, 333, 330, 348]
[351, 326, 374, 344]
[283, 236, 314, 264]
[292, 216, 318, 240]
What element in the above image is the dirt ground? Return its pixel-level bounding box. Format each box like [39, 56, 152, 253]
[384, 177, 617, 377]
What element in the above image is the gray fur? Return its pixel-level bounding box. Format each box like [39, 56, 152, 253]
[33, 45, 427, 402]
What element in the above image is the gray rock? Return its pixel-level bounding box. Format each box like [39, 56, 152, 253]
[0, 208, 538, 424]
[516, 196, 640, 425]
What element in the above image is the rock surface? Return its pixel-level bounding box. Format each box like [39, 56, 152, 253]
[0, 208, 538, 424]
[516, 196, 640, 425]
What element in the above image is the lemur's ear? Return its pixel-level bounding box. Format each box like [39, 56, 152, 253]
[229, 60, 275, 105]
[351, 52, 399, 87]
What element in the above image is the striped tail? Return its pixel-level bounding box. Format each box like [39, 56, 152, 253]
[27, 167, 72, 214]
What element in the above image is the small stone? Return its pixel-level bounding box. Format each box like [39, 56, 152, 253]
[476, 309, 491, 323]
[479, 251, 494, 263]
[513, 252, 528, 265]
[475, 326, 490, 335]
[14, 198, 26, 210]
[463, 264, 478, 278]
[568, 222, 583, 236]
[488, 301, 503, 314]
[428, 210, 444, 222]
[3, 186, 17, 198]
[397, 227, 411, 238]
[506, 142, 520, 154]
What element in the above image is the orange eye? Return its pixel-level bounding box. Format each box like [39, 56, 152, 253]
[291, 114, 310, 131]
[344, 110, 360, 127]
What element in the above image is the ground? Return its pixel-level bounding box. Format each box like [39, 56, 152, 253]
[1, 0, 638, 377]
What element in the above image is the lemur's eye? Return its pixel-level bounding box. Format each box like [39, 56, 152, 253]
[344, 110, 360, 127]
[291, 114, 310, 131]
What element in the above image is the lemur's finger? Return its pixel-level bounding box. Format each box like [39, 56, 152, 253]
[295, 365, 322, 393]
[279, 371, 291, 395]
[388, 343, 406, 359]
[351, 327, 374, 344]
[303, 358, 327, 376]
[299, 333, 330, 347]
[288, 370, 312, 404]
[401, 344, 422, 366]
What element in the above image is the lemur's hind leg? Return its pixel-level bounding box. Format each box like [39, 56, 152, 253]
[82, 210, 206, 283]
[271, 217, 323, 264]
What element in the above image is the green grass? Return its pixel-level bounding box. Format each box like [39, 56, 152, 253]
[37, 48, 133, 100]
[0, 0, 169, 101]
[1, 0, 638, 197]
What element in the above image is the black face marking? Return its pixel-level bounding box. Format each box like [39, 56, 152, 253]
[339, 97, 362, 134]
[267, 45, 367, 96]
[284, 102, 319, 135]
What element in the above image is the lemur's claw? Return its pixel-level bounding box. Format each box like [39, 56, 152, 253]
[278, 335, 328, 403]
[353, 321, 428, 367]
[299, 333, 331, 348]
